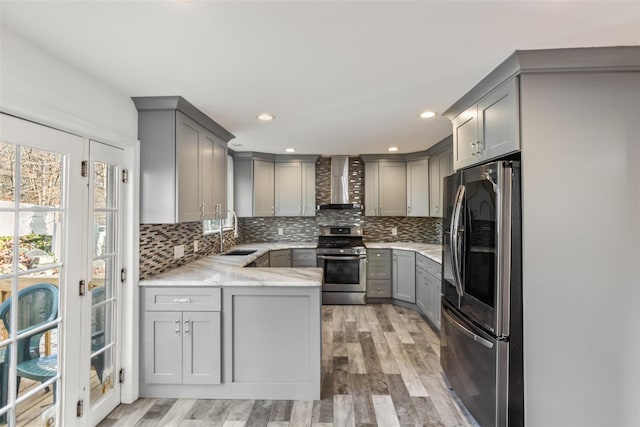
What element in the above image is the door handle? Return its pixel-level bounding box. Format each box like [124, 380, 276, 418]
[442, 308, 494, 349]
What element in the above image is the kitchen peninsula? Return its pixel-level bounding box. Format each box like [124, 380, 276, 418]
[139, 246, 322, 400]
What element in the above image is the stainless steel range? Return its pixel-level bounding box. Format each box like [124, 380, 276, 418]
[317, 226, 366, 305]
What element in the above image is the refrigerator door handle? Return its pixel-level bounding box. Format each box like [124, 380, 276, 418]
[451, 184, 465, 297]
[442, 308, 494, 349]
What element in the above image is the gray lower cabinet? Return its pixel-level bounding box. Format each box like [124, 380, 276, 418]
[415, 254, 441, 329]
[392, 250, 416, 303]
[254, 253, 270, 267]
[270, 249, 291, 267]
[142, 287, 222, 385]
[367, 249, 391, 298]
[140, 285, 321, 400]
[292, 249, 317, 267]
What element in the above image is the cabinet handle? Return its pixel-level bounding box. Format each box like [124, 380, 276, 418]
[175, 319, 180, 334]
[173, 297, 191, 303]
[184, 319, 190, 335]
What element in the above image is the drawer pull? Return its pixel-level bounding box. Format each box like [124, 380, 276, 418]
[173, 297, 192, 303]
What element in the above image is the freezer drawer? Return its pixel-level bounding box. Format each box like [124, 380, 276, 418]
[441, 302, 508, 427]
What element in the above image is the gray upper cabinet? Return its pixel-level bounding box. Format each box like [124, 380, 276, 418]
[451, 77, 520, 170]
[429, 148, 453, 218]
[275, 162, 302, 216]
[275, 160, 317, 217]
[302, 162, 316, 216]
[364, 160, 407, 216]
[235, 156, 275, 218]
[392, 250, 415, 303]
[133, 96, 234, 224]
[406, 159, 429, 217]
[236, 154, 317, 217]
[253, 160, 275, 217]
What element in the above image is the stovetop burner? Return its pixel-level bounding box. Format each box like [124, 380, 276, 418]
[317, 225, 365, 254]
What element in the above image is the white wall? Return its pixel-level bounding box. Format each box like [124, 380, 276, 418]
[0, 26, 140, 404]
[0, 26, 138, 145]
[521, 72, 640, 426]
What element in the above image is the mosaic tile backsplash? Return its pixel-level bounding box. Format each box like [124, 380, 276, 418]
[139, 223, 239, 279]
[139, 155, 442, 278]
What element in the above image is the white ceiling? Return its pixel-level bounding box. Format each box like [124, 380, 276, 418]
[1, 1, 639, 155]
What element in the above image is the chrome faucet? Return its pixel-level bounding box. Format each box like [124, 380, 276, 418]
[219, 209, 238, 253]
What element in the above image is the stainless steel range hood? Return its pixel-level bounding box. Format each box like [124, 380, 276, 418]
[319, 156, 362, 210]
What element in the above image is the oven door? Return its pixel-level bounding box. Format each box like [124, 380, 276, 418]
[317, 254, 366, 292]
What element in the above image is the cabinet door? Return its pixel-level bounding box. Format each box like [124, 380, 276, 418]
[416, 267, 429, 315]
[143, 311, 183, 384]
[407, 159, 429, 217]
[367, 279, 391, 298]
[429, 155, 441, 217]
[478, 77, 520, 162]
[364, 162, 379, 216]
[426, 273, 441, 330]
[183, 311, 221, 385]
[176, 112, 202, 222]
[201, 132, 216, 220]
[392, 250, 415, 303]
[254, 160, 275, 217]
[213, 138, 227, 217]
[270, 249, 291, 267]
[302, 162, 316, 216]
[452, 105, 479, 171]
[275, 162, 302, 216]
[379, 161, 407, 216]
[292, 249, 317, 267]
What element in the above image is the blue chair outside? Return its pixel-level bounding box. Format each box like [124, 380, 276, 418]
[0, 283, 59, 415]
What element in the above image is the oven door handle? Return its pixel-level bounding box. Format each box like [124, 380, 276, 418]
[317, 255, 366, 261]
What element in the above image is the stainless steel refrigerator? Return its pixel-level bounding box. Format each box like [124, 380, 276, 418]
[440, 160, 524, 427]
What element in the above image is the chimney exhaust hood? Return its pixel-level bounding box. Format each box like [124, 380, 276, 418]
[318, 156, 362, 210]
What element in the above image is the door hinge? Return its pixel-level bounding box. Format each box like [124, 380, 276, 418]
[120, 268, 127, 283]
[79, 280, 86, 296]
[122, 168, 129, 183]
[76, 399, 84, 417]
[119, 368, 125, 384]
[81, 160, 88, 178]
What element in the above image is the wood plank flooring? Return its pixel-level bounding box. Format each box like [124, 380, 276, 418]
[99, 304, 477, 427]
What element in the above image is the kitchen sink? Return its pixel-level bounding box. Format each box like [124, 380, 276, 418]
[223, 249, 258, 256]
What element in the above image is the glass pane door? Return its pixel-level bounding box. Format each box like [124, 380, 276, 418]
[0, 113, 85, 427]
[85, 141, 124, 424]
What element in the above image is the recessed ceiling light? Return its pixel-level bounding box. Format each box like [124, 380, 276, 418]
[257, 113, 275, 121]
[285, 148, 295, 153]
[388, 147, 399, 152]
[420, 111, 436, 119]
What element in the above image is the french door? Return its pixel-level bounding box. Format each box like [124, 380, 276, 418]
[0, 113, 124, 426]
[82, 141, 125, 425]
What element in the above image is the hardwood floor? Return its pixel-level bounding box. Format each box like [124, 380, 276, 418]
[98, 304, 477, 427]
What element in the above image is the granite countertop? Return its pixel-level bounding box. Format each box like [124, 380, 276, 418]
[140, 241, 442, 288]
[364, 242, 442, 263]
[140, 242, 321, 288]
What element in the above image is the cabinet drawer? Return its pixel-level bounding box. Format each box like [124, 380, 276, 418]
[416, 254, 441, 279]
[368, 249, 391, 262]
[292, 249, 317, 267]
[144, 287, 221, 312]
[367, 261, 391, 280]
[367, 280, 391, 298]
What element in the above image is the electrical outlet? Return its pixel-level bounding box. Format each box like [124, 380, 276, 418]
[278, 227, 284, 235]
[193, 240, 199, 253]
[391, 227, 398, 236]
[174, 245, 185, 259]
